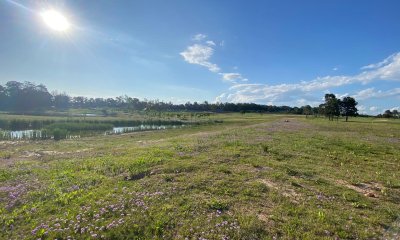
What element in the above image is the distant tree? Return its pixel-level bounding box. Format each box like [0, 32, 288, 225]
[324, 94, 340, 121]
[291, 106, 302, 114]
[0, 84, 6, 109]
[4, 80, 370, 115]
[301, 105, 312, 118]
[53, 92, 71, 109]
[2, 81, 51, 111]
[72, 96, 87, 108]
[318, 104, 325, 117]
[383, 110, 393, 118]
[392, 109, 399, 119]
[339, 97, 358, 122]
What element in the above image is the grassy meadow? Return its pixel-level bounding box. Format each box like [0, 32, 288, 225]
[0, 113, 399, 239]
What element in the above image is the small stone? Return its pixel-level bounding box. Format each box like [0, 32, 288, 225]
[364, 192, 377, 198]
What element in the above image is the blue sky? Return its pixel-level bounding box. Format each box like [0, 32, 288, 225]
[0, 0, 399, 114]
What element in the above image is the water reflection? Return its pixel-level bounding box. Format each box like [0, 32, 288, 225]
[0, 130, 42, 140]
[0, 124, 185, 140]
[110, 125, 184, 134]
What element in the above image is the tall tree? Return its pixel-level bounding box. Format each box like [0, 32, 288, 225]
[392, 110, 399, 119]
[53, 92, 71, 109]
[383, 110, 393, 118]
[324, 94, 340, 121]
[0, 84, 6, 109]
[301, 105, 312, 118]
[339, 97, 358, 122]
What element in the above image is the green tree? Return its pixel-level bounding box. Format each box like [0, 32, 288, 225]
[383, 110, 393, 118]
[53, 92, 71, 109]
[392, 109, 399, 119]
[339, 97, 358, 122]
[301, 105, 312, 118]
[324, 94, 340, 121]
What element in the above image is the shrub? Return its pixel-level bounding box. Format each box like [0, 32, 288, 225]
[52, 128, 69, 141]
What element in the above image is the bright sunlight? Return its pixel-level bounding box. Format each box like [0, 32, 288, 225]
[40, 10, 70, 32]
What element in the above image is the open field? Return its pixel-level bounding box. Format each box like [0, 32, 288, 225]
[0, 114, 399, 239]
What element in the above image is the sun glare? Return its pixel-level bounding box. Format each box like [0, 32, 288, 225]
[40, 10, 70, 32]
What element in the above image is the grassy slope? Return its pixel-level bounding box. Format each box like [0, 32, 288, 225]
[0, 114, 399, 239]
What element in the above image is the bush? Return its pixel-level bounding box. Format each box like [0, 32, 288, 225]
[52, 128, 69, 141]
[207, 199, 229, 211]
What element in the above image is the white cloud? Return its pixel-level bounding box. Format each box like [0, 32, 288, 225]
[353, 88, 376, 100]
[354, 87, 400, 100]
[333, 67, 339, 71]
[216, 52, 400, 104]
[206, 40, 216, 46]
[337, 93, 349, 99]
[220, 72, 248, 83]
[361, 53, 398, 70]
[180, 44, 220, 72]
[222, 73, 242, 81]
[192, 34, 207, 41]
[358, 105, 366, 113]
[181, 36, 249, 82]
[215, 93, 226, 103]
[357, 53, 400, 82]
[369, 106, 379, 112]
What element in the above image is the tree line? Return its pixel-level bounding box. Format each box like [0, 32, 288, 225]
[0, 81, 381, 122]
[377, 109, 399, 119]
[0, 81, 313, 114]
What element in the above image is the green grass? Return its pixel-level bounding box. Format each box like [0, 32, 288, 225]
[0, 113, 399, 239]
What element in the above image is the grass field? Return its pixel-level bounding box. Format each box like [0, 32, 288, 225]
[0, 113, 399, 239]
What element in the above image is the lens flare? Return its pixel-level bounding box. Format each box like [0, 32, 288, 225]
[40, 10, 70, 32]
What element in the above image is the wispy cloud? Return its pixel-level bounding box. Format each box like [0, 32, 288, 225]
[180, 44, 220, 72]
[369, 106, 379, 112]
[220, 73, 248, 83]
[354, 87, 400, 100]
[192, 33, 207, 41]
[181, 34, 249, 83]
[206, 40, 216, 46]
[217, 52, 400, 104]
[361, 53, 398, 70]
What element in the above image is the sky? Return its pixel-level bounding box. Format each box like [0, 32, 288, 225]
[0, 0, 399, 114]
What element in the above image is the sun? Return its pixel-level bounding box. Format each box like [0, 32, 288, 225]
[40, 10, 70, 32]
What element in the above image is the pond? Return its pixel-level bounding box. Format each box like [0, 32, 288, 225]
[0, 124, 186, 140]
[108, 124, 185, 135]
[0, 130, 42, 140]
[0, 129, 80, 140]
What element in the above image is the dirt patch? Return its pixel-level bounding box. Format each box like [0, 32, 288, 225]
[253, 166, 273, 172]
[259, 179, 301, 203]
[135, 139, 165, 147]
[257, 213, 269, 222]
[40, 150, 64, 155]
[21, 151, 42, 158]
[336, 179, 383, 198]
[0, 141, 25, 146]
[362, 135, 400, 144]
[385, 137, 400, 143]
[250, 135, 274, 144]
[253, 119, 312, 134]
[383, 216, 400, 240]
